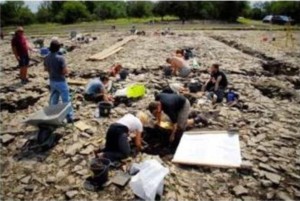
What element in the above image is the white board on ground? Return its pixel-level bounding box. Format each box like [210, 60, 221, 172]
[172, 130, 242, 167]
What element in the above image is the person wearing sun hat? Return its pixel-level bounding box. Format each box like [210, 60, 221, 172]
[11, 26, 32, 84]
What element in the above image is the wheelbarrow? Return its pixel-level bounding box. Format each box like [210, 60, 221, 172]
[21, 102, 72, 152]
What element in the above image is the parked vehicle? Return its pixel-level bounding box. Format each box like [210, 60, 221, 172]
[262, 15, 294, 25]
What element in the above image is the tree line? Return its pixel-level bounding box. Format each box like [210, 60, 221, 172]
[1, 1, 299, 27]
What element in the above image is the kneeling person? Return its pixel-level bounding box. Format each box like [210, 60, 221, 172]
[84, 75, 113, 102]
[166, 57, 191, 78]
[102, 112, 147, 161]
[202, 63, 228, 104]
[148, 93, 191, 143]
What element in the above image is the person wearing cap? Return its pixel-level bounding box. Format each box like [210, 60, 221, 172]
[84, 75, 114, 103]
[99, 112, 148, 161]
[11, 26, 32, 84]
[44, 39, 74, 123]
[202, 63, 228, 104]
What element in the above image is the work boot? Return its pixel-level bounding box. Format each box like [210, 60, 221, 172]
[21, 78, 30, 85]
[194, 114, 208, 126]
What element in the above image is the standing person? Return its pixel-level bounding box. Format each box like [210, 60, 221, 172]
[166, 57, 191, 78]
[11, 26, 32, 84]
[202, 63, 228, 104]
[148, 93, 206, 143]
[44, 39, 74, 123]
[84, 75, 114, 103]
[99, 112, 148, 161]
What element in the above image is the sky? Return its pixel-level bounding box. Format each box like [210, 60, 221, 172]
[25, 1, 42, 13]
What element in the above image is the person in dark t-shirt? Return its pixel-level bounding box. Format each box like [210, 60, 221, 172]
[148, 93, 208, 143]
[202, 63, 228, 104]
[44, 39, 74, 123]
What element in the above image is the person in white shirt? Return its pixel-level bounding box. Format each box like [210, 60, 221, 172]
[99, 112, 148, 161]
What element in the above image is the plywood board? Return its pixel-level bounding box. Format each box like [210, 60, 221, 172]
[89, 47, 123, 61]
[172, 130, 242, 167]
[88, 35, 137, 61]
[68, 79, 87, 85]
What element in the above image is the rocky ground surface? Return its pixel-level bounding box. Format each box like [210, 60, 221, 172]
[1, 30, 300, 200]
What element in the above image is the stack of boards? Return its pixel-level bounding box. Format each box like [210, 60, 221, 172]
[88, 35, 138, 61]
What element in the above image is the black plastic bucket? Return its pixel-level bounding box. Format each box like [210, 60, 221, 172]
[98, 102, 113, 117]
[188, 82, 202, 93]
[88, 158, 111, 188]
[119, 69, 129, 80]
[163, 66, 172, 76]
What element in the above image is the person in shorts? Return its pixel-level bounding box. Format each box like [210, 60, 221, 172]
[148, 93, 206, 143]
[202, 63, 228, 104]
[166, 57, 191, 78]
[11, 26, 32, 84]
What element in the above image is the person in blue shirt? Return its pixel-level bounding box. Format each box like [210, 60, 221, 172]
[84, 75, 113, 103]
[44, 39, 74, 123]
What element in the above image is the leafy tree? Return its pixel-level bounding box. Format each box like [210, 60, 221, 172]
[36, 2, 52, 23]
[153, 1, 171, 20]
[0, 1, 35, 26]
[17, 6, 35, 24]
[84, 1, 96, 14]
[198, 2, 219, 19]
[249, 7, 264, 20]
[169, 1, 194, 24]
[270, 1, 300, 22]
[94, 1, 127, 20]
[50, 1, 64, 16]
[58, 2, 90, 24]
[127, 1, 153, 18]
[216, 1, 249, 22]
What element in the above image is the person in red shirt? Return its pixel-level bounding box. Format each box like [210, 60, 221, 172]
[11, 26, 32, 84]
[109, 63, 122, 77]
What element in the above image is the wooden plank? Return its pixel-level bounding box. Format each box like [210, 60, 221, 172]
[68, 79, 87, 85]
[89, 47, 123, 61]
[88, 35, 137, 61]
[89, 36, 134, 60]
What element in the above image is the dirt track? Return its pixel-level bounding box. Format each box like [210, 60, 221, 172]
[1, 30, 300, 200]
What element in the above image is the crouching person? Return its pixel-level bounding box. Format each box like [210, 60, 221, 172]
[84, 75, 114, 103]
[100, 112, 148, 161]
[148, 93, 206, 143]
[202, 63, 228, 104]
